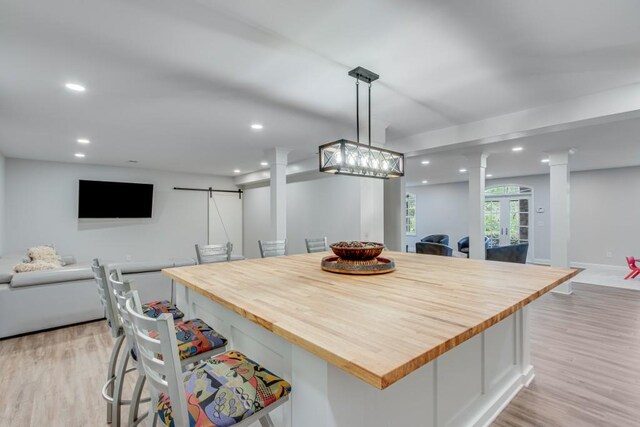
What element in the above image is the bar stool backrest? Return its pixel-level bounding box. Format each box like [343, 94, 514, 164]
[195, 242, 232, 264]
[258, 239, 287, 258]
[305, 237, 328, 253]
[108, 269, 142, 366]
[91, 259, 120, 338]
[126, 291, 190, 426]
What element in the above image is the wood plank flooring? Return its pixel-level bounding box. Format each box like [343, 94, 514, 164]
[0, 283, 638, 426]
[493, 283, 640, 426]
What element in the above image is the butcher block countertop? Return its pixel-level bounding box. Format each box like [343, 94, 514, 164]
[162, 252, 577, 390]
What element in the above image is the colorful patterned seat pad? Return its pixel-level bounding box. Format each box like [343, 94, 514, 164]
[172, 319, 227, 359]
[157, 350, 291, 427]
[141, 300, 184, 320]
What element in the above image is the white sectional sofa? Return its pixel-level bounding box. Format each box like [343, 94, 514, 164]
[0, 255, 196, 338]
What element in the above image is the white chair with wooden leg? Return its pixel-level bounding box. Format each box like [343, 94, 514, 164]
[258, 239, 287, 258]
[126, 289, 292, 427]
[109, 271, 228, 426]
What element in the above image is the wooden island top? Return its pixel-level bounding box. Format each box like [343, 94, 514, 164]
[162, 252, 577, 390]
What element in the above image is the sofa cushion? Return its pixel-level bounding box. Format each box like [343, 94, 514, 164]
[0, 256, 23, 284]
[10, 265, 94, 288]
[60, 255, 76, 266]
[112, 258, 195, 275]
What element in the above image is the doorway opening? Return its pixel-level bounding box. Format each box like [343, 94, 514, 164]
[484, 185, 533, 259]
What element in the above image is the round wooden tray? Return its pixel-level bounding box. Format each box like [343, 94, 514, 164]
[321, 256, 396, 275]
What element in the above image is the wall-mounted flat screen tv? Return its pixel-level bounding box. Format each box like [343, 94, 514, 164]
[78, 180, 154, 218]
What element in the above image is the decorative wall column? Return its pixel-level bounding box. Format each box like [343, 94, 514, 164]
[467, 153, 488, 260]
[383, 176, 406, 251]
[268, 147, 289, 241]
[549, 150, 572, 294]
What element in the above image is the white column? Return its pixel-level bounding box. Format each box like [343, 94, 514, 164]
[383, 176, 406, 251]
[467, 153, 488, 260]
[268, 147, 289, 241]
[549, 151, 572, 294]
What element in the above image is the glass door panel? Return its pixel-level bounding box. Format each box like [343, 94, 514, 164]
[484, 200, 500, 247]
[509, 198, 529, 245]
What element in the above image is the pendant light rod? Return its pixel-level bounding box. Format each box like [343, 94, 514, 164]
[356, 79, 360, 143]
[368, 82, 372, 146]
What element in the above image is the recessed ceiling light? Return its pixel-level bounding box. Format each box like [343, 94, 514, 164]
[486, 174, 493, 178]
[251, 124, 263, 130]
[541, 158, 550, 163]
[233, 169, 241, 173]
[512, 147, 524, 152]
[77, 138, 90, 144]
[74, 153, 85, 158]
[260, 161, 268, 166]
[459, 168, 467, 173]
[421, 180, 428, 184]
[65, 83, 86, 92]
[421, 160, 430, 165]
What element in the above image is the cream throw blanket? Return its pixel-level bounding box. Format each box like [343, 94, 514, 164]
[14, 246, 63, 273]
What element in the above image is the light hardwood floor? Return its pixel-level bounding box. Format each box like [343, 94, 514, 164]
[0, 283, 638, 427]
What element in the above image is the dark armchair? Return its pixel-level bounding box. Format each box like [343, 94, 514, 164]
[457, 236, 490, 257]
[416, 242, 454, 257]
[420, 234, 449, 246]
[485, 243, 529, 264]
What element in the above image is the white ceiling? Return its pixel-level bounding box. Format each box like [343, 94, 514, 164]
[405, 117, 640, 186]
[2, 0, 640, 176]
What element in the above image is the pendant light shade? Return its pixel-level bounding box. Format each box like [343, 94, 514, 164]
[319, 139, 404, 178]
[318, 67, 404, 179]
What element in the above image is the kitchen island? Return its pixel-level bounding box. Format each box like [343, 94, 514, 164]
[163, 252, 577, 427]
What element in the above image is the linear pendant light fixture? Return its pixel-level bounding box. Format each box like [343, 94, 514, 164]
[319, 67, 404, 179]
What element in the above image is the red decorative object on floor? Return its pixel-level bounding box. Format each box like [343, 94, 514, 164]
[624, 257, 640, 279]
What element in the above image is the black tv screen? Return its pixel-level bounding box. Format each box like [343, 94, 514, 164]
[78, 180, 154, 218]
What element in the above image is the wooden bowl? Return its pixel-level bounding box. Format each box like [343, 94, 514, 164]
[329, 242, 384, 261]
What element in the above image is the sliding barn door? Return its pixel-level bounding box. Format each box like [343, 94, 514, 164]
[208, 193, 243, 256]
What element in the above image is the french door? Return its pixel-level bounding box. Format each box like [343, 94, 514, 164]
[484, 196, 530, 248]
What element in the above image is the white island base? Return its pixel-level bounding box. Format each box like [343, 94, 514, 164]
[177, 284, 534, 427]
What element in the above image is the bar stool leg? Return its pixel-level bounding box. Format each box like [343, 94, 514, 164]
[111, 348, 130, 427]
[259, 415, 275, 427]
[128, 374, 146, 426]
[107, 334, 125, 424]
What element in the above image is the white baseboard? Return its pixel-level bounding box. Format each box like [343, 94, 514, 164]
[570, 261, 627, 271]
[533, 259, 627, 271]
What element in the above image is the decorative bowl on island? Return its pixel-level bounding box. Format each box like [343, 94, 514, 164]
[329, 241, 384, 261]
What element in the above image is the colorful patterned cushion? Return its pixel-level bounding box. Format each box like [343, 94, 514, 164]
[173, 319, 228, 360]
[132, 318, 227, 362]
[157, 350, 291, 427]
[141, 300, 184, 320]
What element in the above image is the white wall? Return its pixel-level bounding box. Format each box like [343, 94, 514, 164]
[5, 158, 239, 262]
[243, 174, 363, 258]
[407, 166, 640, 267]
[0, 152, 5, 255]
[571, 167, 640, 265]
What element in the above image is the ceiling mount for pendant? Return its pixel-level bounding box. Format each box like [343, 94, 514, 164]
[318, 66, 404, 179]
[348, 67, 379, 84]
